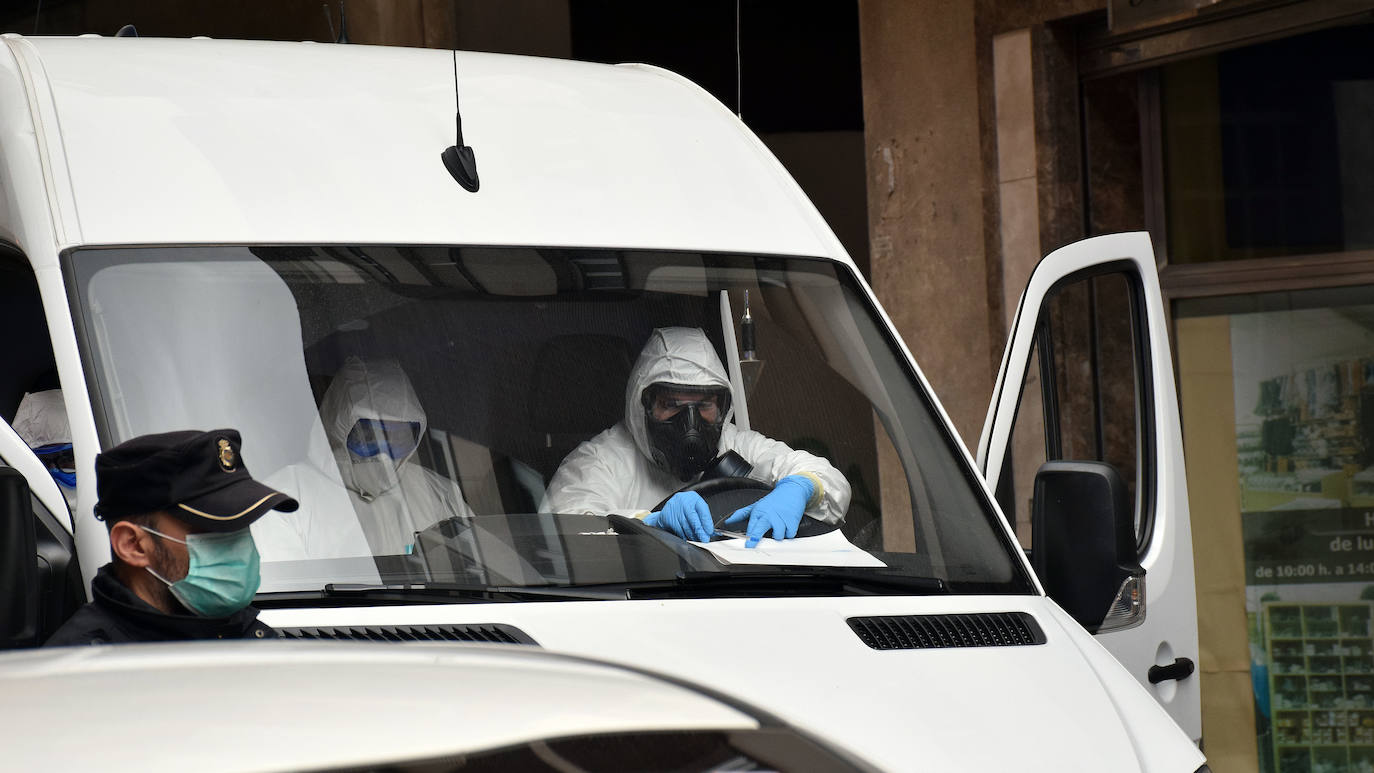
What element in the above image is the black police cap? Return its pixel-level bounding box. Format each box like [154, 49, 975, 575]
[94, 429, 298, 531]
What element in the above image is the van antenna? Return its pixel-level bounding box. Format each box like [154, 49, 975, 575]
[322, 1, 349, 43]
[735, 0, 742, 120]
[440, 49, 480, 193]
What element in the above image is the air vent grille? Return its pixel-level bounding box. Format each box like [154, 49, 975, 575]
[847, 612, 1045, 650]
[277, 623, 536, 645]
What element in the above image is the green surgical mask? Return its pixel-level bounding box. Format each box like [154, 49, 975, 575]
[144, 526, 262, 617]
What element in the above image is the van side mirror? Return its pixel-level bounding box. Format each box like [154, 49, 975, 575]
[0, 467, 38, 648]
[1031, 461, 1143, 632]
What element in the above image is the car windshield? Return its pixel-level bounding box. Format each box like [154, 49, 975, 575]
[68, 246, 1031, 597]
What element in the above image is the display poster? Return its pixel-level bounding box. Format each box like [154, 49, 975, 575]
[1234, 307, 1374, 773]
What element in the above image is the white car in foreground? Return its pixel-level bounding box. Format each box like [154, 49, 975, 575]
[0, 640, 878, 772]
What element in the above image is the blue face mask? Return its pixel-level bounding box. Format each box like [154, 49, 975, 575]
[144, 527, 261, 617]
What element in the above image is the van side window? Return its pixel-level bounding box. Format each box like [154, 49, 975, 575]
[1000, 270, 1152, 552]
[0, 250, 74, 523]
[0, 251, 59, 423]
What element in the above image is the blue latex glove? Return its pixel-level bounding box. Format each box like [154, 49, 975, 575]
[645, 491, 714, 542]
[722, 475, 815, 548]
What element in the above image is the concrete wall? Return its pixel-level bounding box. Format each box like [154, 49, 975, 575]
[856, 0, 1099, 446]
[760, 131, 871, 276]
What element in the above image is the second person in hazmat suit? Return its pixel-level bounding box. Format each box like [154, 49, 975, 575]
[13, 388, 77, 510]
[542, 327, 849, 547]
[321, 357, 474, 555]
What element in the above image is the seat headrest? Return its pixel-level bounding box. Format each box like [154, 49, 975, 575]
[529, 335, 632, 435]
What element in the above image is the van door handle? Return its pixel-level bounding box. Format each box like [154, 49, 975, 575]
[1147, 657, 1195, 684]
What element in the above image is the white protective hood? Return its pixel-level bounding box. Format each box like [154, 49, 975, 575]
[317, 357, 473, 555]
[319, 357, 428, 498]
[624, 327, 734, 467]
[12, 390, 70, 448]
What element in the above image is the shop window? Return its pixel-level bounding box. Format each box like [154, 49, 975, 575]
[1177, 285, 1374, 773]
[1162, 23, 1374, 264]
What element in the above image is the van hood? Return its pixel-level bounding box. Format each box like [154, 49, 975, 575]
[262, 595, 1204, 772]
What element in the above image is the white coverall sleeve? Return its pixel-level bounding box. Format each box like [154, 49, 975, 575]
[542, 440, 629, 516]
[423, 468, 476, 523]
[729, 428, 851, 524]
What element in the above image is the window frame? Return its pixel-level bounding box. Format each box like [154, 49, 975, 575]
[1006, 260, 1159, 555]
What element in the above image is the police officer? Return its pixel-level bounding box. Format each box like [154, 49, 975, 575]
[46, 429, 297, 646]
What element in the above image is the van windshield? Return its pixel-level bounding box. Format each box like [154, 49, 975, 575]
[68, 246, 1031, 597]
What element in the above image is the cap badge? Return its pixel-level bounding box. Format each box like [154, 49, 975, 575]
[217, 438, 236, 472]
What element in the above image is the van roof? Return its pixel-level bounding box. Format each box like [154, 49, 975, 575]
[5, 36, 848, 262]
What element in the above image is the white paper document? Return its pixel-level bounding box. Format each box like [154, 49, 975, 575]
[690, 528, 887, 567]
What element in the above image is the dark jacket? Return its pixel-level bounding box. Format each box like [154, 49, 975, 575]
[44, 563, 276, 646]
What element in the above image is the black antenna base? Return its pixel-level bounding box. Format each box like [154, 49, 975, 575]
[442, 145, 480, 193]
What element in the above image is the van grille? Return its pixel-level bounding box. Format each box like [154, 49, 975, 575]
[277, 623, 537, 645]
[847, 612, 1045, 650]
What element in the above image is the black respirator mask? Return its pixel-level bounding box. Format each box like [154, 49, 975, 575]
[643, 386, 729, 482]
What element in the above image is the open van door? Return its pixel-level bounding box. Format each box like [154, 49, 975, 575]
[977, 232, 1201, 741]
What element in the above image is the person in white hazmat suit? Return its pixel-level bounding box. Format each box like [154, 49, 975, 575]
[543, 327, 850, 548]
[320, 357, 474, 555]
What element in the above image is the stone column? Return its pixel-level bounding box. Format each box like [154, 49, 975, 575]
[345, 0, 454, 48]
[858, 0, 994, 445]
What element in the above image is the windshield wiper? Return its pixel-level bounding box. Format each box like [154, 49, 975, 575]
[320, 582, 624, 603]
[301, 570, 943, 604]
[595, 568, 946, 599]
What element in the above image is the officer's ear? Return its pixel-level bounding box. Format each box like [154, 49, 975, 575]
[109, 519, 158, 568]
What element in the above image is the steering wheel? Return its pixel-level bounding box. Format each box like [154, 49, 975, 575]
[651, 476, 837, 539]
[652, 476, 772, 528]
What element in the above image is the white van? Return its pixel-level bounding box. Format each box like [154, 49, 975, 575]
[0, 36, 1205, 771]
